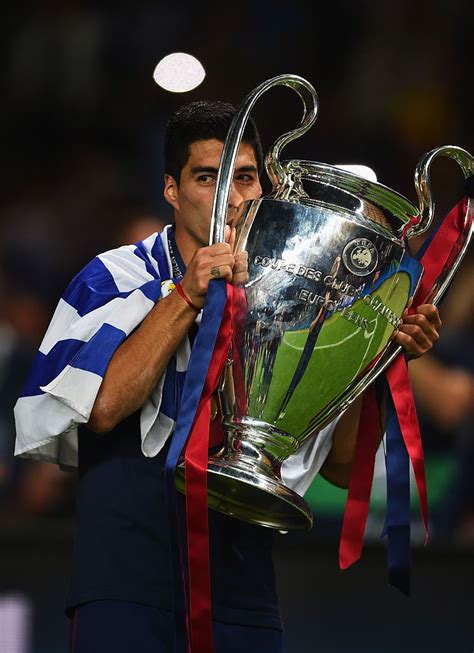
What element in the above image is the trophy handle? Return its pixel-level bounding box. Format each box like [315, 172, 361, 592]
[410, 145, 474, 305]
[209, 74, 319, 245]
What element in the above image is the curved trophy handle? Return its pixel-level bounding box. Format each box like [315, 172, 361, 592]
[410, 145, 473, 238]
[411, 145, 474, 305]
[209, 74, 319, 245]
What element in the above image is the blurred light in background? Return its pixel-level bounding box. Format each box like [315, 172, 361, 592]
[0, 593, 32, 653]
[153, 52, 206, 92]
[335, 164, 378, 182]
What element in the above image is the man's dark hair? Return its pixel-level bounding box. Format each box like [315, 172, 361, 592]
[164, 100, 263, 183]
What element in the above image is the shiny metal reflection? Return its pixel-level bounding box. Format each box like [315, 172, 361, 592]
[180, 74, 474, 531]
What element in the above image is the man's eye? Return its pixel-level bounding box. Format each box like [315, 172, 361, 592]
[197, 174, 216, 183]
[236, 174, 255, 183]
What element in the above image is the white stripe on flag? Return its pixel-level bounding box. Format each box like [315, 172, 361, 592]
[40, 289, 156, 356]
[98, 246, 156, 291]
[39, 298, 79, 355]
[40, 364, 103, 417]
[141, 409, 175, 458]
[14, 389, 87, 459]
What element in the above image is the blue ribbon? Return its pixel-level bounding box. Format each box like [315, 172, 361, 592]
[384, 387, 411, 596]
[164, 279, 228, 651]
[382, 201, 452, 596]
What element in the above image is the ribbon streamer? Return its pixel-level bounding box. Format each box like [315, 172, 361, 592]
[339, 197, 468, 590]
[184, 283, 233, 652]
[165, 279, 232, 653]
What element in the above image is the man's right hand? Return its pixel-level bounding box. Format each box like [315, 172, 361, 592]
[181, 226, 248, 309]
[181, 242, 235, 309]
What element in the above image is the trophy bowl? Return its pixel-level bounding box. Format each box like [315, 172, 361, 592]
[179, 75, 474, 531]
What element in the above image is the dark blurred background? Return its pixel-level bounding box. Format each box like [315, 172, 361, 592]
[0, 1, 473, 651]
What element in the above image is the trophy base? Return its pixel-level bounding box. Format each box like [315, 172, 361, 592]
[176, 454, 313, 531]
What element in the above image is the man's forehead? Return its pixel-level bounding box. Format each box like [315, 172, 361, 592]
[186, 138, 257, 167]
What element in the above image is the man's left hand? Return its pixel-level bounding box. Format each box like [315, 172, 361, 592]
[393, 303, 442, 358]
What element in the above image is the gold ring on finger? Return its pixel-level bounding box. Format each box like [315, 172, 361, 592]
[210, 266, 220, 278]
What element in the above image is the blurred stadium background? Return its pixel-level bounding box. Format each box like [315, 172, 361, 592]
[0, 1, 472, 651]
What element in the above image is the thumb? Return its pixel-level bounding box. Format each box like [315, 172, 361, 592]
[224, 225, 236, 250]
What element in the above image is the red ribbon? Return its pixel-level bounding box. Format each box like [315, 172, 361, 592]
[339, 198, 468, 570]
[184, 283, 234, 653]
[413, 198, 468, 307]
[339, 386, 380, 568]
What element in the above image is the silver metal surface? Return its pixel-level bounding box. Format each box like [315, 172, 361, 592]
[207, 198, 422, 530]
[209, 74, 318, 245]
[185, 74, 474, 531]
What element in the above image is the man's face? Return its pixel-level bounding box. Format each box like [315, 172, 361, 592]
[164, 139, 262, 251]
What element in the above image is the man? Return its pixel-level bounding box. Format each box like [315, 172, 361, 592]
[14, 100, 441, 652]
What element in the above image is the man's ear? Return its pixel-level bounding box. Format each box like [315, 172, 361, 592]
[164, 174, 179, 210]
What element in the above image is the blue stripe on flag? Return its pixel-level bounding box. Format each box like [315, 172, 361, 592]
[19, 323, 128, 397]
[160, 358, 177, 420]
[70, 323, 126, 377]
[63, 258, 132, 316]
[19, 339, 87, 397]
[159, 369, 187, 421]
[138, 279, 163, 304]
[151, 233, 171, 280]
[133, 241, 160, 280]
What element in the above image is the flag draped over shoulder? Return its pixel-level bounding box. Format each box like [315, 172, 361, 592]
[14, 225, 191, 468]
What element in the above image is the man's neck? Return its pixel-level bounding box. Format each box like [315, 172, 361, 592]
[167, 225, 187, 279]
[173, 224, 204, 267]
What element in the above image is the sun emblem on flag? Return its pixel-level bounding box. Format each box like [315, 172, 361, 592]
[161, 279, 176, 297]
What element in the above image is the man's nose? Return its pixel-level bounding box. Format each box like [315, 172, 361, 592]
[227, 182, 244, 212]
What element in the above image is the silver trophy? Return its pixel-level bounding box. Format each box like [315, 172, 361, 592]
[181, 75, 474, 531]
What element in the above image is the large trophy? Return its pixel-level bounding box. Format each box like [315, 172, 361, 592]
[197, 75, 473, 531]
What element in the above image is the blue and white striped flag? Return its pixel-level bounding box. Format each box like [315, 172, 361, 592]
[14, 226, 192, 468]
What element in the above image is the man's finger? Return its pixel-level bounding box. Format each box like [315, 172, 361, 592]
[393, 329, 429, 357]
[218, 265, 234, 281]
[232, 271, 249, 286]
[416, 304, 442, 329]
[233, 260, 248, 274]
[227, 226, 236, 251]
[402, 313, 440, 344]
[224, 224, 237, 248]
[205, 242, 232, 256]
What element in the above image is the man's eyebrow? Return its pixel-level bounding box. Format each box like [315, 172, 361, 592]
[190, 165, 258, 175]
[190, 166, 219, 176]
[235, 165, 258, 173]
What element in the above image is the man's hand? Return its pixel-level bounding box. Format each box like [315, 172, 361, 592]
[321, 302, 442, 488]
[229, 226, 249, 286]
[180, 226, 248, 309]
[393, 303, 442, 358]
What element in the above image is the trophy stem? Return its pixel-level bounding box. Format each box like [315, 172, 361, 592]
[177, 418, 314, 531]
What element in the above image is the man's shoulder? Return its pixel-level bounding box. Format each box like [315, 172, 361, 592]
[64, 230, 170, 305]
